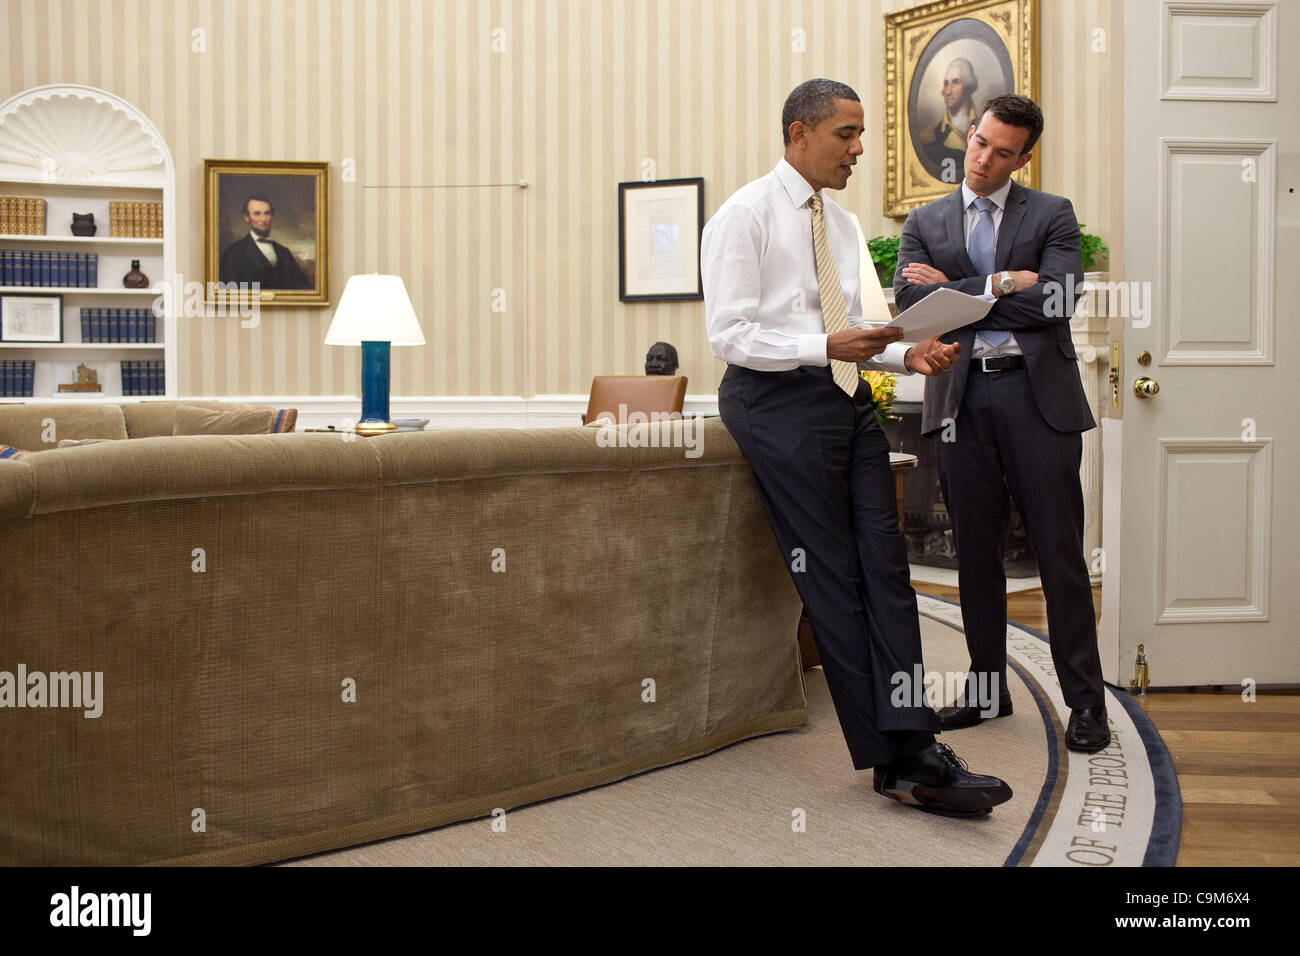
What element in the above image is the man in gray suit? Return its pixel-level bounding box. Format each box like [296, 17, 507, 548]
[894, 93, 1109, 753]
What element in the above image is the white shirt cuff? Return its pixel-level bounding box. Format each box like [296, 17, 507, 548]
[878, 341, 913, 374]
[797, 333, 828, 366]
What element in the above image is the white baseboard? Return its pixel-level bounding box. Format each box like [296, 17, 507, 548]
[179, 394, 721, 430]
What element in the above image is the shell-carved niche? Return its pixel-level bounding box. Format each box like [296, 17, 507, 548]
[0, 85, 167, 184]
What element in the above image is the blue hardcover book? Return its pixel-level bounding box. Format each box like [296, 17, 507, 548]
[114, 307, 123, 344]
[42, 250, 53, 287]
[58, 251, 68, 287]
[89, 253, 98, 288]
[23, 360, 34, 397]
[1, 249, 10, 284]
[145, 307, 156, 343]
[73, 252, 83, 287]
[2, 360, 10, 397]
[156, 360, 165, 395]
[79, 307, 89, 342]
[90, 307, 101, 343]
[122, 360, 133, 396]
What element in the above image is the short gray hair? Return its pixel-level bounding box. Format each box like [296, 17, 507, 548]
[782, 78, 860, 147]
[945, 58, 978, 95]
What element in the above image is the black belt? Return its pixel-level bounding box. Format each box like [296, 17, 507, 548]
[974, 355, 1025, 373]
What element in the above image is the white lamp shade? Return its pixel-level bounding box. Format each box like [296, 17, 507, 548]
[324, 274, 426, 346]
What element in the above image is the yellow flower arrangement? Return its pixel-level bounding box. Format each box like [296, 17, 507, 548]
[860, 369, 896, 427]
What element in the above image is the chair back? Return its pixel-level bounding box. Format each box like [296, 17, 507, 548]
[584, 375, 687, 424]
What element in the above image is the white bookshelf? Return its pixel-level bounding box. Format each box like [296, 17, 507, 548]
[0, 84, 177, 401]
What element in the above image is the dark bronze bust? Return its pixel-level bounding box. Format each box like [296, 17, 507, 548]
[645, 341, 679, 376]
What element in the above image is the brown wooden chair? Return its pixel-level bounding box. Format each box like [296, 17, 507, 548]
[583, 375, 687, 424]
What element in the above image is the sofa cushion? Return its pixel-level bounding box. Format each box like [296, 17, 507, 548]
[0, 402, 129, 450]
[173, 404, 276, 435]
[126, 401, 297, 437]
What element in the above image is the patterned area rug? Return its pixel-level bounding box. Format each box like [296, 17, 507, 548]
[915, 594, 1181, 866]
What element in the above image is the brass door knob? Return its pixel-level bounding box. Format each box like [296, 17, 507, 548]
[1133, 377, 1160, 399]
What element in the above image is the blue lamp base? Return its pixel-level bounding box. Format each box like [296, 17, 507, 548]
[356, 340, 397, 436]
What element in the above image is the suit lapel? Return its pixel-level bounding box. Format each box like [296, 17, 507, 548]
[944, 188, 977, 277]
[995, 182, 1027, 270]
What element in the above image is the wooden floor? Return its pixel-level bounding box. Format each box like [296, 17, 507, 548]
[916, 581, 1300, 867]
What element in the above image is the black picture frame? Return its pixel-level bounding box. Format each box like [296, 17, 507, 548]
[0, 293, 63, 342]
[618, 177, 704, 302]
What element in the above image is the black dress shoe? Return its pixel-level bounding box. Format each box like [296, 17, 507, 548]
[873, 742, 1013, 817]
[937, 693, 1013, 730]
[1066, 705, 1111, 753]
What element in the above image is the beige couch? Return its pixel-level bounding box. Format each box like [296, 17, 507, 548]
[0, 403, 806, 865]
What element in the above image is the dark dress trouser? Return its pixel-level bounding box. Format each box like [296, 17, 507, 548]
[719, 363, 939, 770]
[934, 366, 1105, 709]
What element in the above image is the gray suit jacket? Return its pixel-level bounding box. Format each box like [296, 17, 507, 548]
[893, 182, 1096, 436]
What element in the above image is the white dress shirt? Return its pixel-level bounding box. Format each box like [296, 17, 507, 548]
[251, 231, 279, 267]
[961, 179, 1022, 357]
[703, 158, 911, 374]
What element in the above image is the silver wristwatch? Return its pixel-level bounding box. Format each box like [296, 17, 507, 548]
[998, 271, 1015, 294]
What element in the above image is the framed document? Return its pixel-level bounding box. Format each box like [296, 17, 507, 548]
[0, 294, 63, 342]
[884, 0, 1039, 218]
[618, 177, 704, 302]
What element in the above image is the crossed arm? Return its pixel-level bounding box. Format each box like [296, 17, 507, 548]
[893, 196, 1085, 332]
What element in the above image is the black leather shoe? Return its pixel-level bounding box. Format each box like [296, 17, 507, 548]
[1066, 705, 1111, 753]
[937, 693, 1013, 730]
[873, 742, 1013, 817]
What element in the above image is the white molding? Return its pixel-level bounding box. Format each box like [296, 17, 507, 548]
[1161, 1, 1278, 102]
[1155, 438, 1271, 624]
[180, 394, 722, 430]
[1158, 138, 1276, 366]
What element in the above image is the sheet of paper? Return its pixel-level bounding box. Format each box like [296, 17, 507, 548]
[884, 287, 994, 342]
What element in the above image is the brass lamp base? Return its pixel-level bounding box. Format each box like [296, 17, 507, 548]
[354, 420, 397, 437]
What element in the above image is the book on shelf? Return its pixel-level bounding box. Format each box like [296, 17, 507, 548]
[119, 358, 165, 396]
[108, 200, 163, 239]
[0, 196, 47, 235]
[0, 250, 99, 288]
[0, 359, 37, 398]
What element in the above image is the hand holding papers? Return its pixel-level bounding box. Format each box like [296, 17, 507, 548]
[884, 287, 994, 343]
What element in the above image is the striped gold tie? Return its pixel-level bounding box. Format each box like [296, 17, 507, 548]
[808, 194, 860, 397]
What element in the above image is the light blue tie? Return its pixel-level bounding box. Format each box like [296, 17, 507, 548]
[969, 197, 1010, 349]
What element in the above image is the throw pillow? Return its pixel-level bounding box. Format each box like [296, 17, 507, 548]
[173, 404, 276, 436]
[0, 443, 35, 460]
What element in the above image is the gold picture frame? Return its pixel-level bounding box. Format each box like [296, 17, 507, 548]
[883, 0, 1039, 218]
[203, 159, 330, 307]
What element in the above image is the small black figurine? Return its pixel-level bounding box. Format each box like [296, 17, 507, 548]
[71, 213, 97, 237]
[645, 341, 679, 376]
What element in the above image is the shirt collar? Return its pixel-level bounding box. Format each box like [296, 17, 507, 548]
[961, 178, 1012, 212]
[775, 157, 818, 210]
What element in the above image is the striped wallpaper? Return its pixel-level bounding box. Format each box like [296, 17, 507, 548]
[2, 0, 1123, 398]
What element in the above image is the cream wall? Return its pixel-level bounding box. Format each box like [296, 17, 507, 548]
[2, 0, 1123, 399]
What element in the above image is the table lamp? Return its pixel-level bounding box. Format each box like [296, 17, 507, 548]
[324, 274, 426, 436]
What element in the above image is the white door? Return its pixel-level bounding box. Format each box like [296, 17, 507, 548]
[1113, 0, 1298, 686]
